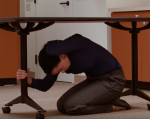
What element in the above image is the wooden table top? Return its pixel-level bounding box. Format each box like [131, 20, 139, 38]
[0, 17, 150, 23]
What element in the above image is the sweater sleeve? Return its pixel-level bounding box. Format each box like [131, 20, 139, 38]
[28, 73, 59, 92]
[46, 34, 87, 56]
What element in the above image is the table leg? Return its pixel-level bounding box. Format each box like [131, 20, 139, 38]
[1, 21, 55, 119]
[3, 34, 46, 113]
[105, 21, 150, 101]
[122, 21, 150, 101]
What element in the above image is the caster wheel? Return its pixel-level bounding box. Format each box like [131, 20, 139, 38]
[36, 113, 45, 119]
[2, 107, 11, 113]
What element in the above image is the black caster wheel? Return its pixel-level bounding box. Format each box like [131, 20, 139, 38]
[36, 113, 45, 119]
[2, 107, 11, 113]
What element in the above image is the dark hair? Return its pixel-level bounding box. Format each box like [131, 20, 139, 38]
[38, 44, 60, 75]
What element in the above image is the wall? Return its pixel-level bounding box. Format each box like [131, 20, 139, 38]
[21, 0, 150, 14]
[149, 0, 150, 5]
[107, 0, 149, 8]
[20, 0, 25, 17]
[72, 0, 111, 51]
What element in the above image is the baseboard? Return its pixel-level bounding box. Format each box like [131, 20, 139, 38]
[125, 80, 150, 91]
[0, 78, 17, 86]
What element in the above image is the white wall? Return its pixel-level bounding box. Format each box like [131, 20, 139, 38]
[72, 0, 111, 51]
[149, 0, 150, 5]
[20, 0, 25, 17]
[107, 0, 149, 8]
[21, 0, 150, 16]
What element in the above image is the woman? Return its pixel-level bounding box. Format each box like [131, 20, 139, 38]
[16, 34, 131, 115]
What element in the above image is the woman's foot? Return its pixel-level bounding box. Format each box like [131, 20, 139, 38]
[111, 99, 131, 110]
[113, 105, 126, 111]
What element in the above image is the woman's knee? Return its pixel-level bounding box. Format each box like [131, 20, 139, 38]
[64, 100, 87, 115]
[56, 99, 66, 114]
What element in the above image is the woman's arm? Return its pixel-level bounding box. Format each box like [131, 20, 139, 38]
[28, 74, 59, 92]
[16, 69, 59, 92]
[46, 34, 89, 56]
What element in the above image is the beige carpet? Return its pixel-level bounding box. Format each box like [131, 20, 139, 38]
[1, 78, 150, 119]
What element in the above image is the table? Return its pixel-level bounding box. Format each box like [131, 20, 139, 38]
[1, 17, 150, 119]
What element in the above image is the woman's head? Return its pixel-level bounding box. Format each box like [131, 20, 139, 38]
[51, 54, 71, 75]
[38, 44, 71, 75]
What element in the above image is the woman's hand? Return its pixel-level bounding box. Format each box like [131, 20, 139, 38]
[16, 68, 30, 80]
[16, 68, 32, 85]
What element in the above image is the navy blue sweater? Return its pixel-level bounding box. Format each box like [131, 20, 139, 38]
[29, 34, 121, 91]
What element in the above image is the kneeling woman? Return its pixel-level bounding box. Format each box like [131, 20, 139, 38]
[16, 34, 131, 115]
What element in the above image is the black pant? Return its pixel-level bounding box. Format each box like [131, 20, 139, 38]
[57, 68, 126, 115]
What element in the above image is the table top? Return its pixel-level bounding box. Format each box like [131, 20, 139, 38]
[1, 17, 150, 23]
